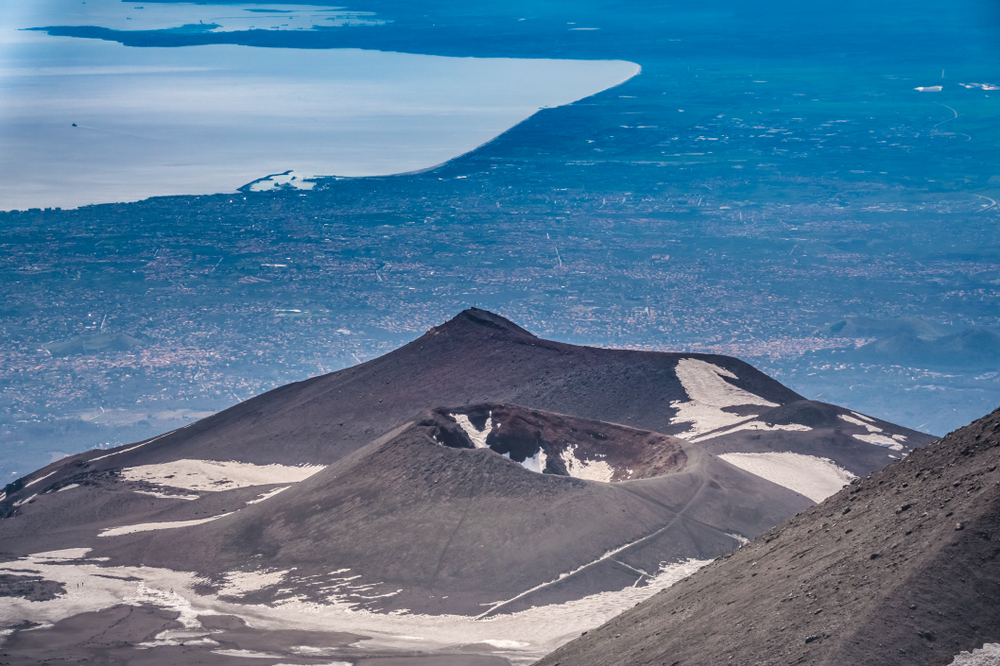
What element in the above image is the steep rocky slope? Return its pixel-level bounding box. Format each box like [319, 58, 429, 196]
[536, 407, 1000, 666]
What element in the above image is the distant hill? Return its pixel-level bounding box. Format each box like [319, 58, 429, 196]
[815, 316, 949, 341]
[847, 327, 1000, 370]
[42, 332, 144, 356]
[813, 316, 1000, 370]
[535, 405, 1000, 666]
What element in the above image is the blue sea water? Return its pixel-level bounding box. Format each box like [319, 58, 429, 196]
[0, 0, 638, 209]
[4, 0, 998, 210]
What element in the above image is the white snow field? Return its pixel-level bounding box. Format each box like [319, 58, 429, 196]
[838, 414, 906, 451]
[99, 512, 236, 537]
[949, 644, 1000, 665]
[1, 0, 641, 210]
[561, 444, 615, 483]
[690, 419, 811, 444]
[451, 412, 494, 449]
[519, 449, 548, 474]
[0, 549, 710, 665]
[132, 489, 201, 501]
[717, 452, 857, 502]
[669, 359, 780, 438]
[120, 459, 326, 492]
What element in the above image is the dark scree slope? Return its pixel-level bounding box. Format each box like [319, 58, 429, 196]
[535, 406, 1000, 666]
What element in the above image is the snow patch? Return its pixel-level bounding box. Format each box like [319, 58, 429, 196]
[121, 460, 325, 492]
[30, 548, 94, 562]
[561, 444, 614, 483]
[56, 484, 80, 493]
[246, 486, 291, 505]
[133, 489, 200, 501]
[520, 450, 547, 474]
[483, 639, 530, 648]
[853, 433, 905, 451]
[217, 569, 291, 597]
[450, 412, 493, 448]
[839, 413, 878, 429]
[211, 648, 283, 658]
[949, 643, 1000, 665]
[179, 637, 221, 646]
[25, 470, 58, 489]
[13, 493, 38, 508]
[292, 645, 352, 657]
[127, 581, 223, 647]
[691, 419, 811, 443]
[850, 411, 875, 423]
[87, 429, 176, 462]
[138, 632, 219, 648]
[0, 550, 706, 664]
[718, 452, 857, 502]
[670, 359, 779, 438]
[89, 444, 146, 463]
[99, 512, 235, 537]
[274, 569, 401, 605]
[838, 414, 905, 451]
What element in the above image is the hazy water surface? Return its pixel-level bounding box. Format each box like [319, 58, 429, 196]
[0, 0, 638, 209]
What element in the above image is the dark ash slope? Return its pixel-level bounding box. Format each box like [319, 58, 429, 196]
[5, 408, 813, 617]
[535, 407, 1000, 666]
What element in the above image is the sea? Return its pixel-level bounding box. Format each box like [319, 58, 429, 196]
[0, 0, 638, 210]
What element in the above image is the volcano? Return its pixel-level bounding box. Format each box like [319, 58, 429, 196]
[0, 309, 935, 665]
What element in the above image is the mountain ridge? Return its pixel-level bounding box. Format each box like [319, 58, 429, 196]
[4, 308, 929, 493]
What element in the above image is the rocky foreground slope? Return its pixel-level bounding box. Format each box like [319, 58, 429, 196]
[536, 407, 1000, 666]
